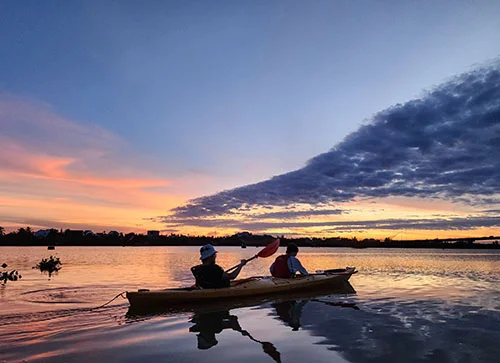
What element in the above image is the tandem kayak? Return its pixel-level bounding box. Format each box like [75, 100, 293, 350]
[126, 267, 357, 309]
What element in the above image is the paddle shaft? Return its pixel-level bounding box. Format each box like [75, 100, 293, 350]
[224, 238, 280, 274]
[311, 299, 359, 310]
[225, 255, 258, 273]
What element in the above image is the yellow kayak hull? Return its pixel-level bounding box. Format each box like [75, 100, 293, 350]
[126, 267, 356, 309]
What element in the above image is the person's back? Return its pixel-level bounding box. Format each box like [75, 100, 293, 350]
[270, 243, 308, 278]
[191, 263, 230, 289]
[270, 254, 292, 278]
[191, 244, 246, 288]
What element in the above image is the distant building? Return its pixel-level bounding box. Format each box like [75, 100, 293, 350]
[147, 230, 160, 239]
[83, 230, 95, 236]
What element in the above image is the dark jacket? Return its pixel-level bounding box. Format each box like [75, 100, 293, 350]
[191, 264, 230, 288]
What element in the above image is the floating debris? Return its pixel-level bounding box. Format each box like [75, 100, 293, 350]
[1, 263, 22, 284]
[34, 256, 62, 277]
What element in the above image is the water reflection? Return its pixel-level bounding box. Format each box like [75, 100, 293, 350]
[189, 310, 282, 362]
[302, 297, 499, 363]
[182, 291, 500, 363]
[272, 300, 308, 331]
[186, 297, 361, 363]
[190, 311, 240, 349]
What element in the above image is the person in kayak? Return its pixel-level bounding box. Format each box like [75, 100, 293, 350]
[270, 243, 308, 278]
[191, 244, 246, 288]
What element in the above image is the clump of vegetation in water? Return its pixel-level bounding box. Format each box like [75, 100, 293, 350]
[33, 256, 62, 277]
[1, 263, 22, 284]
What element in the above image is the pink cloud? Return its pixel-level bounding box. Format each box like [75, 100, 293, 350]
[0, 141, 170, 190]
[0, 137, 75, 178]
[0, 96, 175, 186]
[0, 96, 187, 231]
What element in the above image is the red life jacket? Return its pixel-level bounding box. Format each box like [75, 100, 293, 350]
[272, 255, 292, 278]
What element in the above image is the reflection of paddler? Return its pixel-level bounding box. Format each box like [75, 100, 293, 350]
[189, 311, 242, 349]
[272, 298, 359, 332]
[189, 310, 281, 362]
[272, 300, 308, 331]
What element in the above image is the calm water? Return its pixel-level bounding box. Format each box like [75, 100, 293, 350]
[0, 247, 499, 363]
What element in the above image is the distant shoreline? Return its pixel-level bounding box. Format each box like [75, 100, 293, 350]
[2, 245, 498, 250]
[1, 229, 499, 249]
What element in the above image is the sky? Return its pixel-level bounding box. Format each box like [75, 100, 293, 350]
[1, 1, 499, 239]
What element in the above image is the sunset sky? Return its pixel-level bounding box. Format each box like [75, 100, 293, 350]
[1, 1, 500, 239]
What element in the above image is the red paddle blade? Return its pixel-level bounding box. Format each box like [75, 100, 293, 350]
[257, 238, 280, 258]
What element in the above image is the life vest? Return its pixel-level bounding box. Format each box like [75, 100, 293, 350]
[272, 255, 292, 278]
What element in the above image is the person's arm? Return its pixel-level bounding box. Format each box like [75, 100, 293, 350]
[288, 256, 308, 275]
[223, 260, 247, 280]
[191, 266, 201, 287]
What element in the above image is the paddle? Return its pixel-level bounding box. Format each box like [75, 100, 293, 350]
[239, 329, 281, 363]
[311, 299, 360, 310]
[225, 238, 280, 273]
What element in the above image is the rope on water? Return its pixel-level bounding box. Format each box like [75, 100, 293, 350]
[93, 291, 127, 310]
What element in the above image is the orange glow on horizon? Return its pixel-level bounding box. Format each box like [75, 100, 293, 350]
[1, 98, 499, 239]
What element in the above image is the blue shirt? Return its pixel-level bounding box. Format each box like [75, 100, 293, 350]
[270, 256, 308, 276]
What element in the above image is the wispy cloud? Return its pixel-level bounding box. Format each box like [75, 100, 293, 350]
[0, 96, 185, 231]
[170, 60, 500, 224]
[256, 208, 344, 219]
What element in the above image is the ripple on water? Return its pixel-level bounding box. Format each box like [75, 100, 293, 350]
[15, 285, 129, 308]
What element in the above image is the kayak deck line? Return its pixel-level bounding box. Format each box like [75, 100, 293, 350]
[126, 267, 357, 309]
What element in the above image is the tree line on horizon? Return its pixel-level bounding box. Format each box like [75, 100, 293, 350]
[0, 226, 499, 249]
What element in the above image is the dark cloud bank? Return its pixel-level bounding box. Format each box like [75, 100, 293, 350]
[155, 215, 500, 233]
[164, 60, 500, 231]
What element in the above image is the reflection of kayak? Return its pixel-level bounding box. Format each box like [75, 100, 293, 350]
[126, 267, 356, 309]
